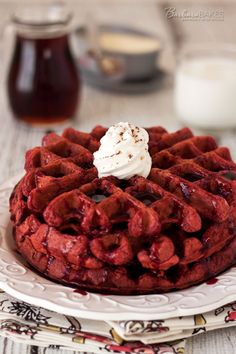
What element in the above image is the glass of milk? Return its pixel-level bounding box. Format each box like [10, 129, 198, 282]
[174, 45, 236, 130]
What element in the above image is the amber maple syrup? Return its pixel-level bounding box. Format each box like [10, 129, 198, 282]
[7, 7, 80, 126]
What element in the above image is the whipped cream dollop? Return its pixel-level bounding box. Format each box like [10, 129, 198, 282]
[93, 122, 152, 179]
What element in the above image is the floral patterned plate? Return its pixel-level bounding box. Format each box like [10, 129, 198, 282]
[0, 175, 236, 321]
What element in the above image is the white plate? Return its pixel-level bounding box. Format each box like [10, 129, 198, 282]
[1, 175, 236, 321]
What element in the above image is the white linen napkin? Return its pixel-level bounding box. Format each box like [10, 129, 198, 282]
[0, 289, 236, 353]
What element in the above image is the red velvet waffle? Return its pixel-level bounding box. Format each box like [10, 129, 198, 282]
[9, 125, 236, 294]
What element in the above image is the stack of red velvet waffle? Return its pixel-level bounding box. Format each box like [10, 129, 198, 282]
[9, 125, 236, 294]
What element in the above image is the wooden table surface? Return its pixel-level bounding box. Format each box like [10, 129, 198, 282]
[0, 1, 236, 353]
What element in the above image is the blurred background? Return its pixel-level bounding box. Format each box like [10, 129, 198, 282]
[0, 0, 236, 178]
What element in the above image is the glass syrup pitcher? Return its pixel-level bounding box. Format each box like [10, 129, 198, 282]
[7, 5, 80, 126]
